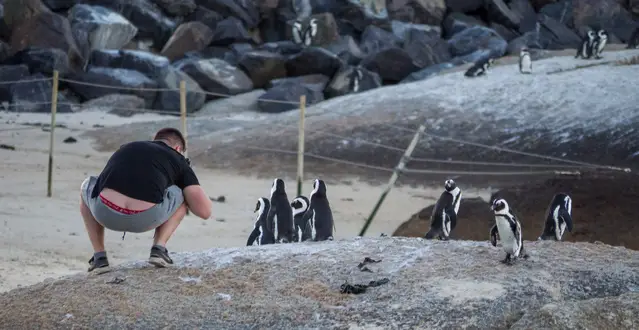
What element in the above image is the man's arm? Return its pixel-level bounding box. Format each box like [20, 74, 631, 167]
[183, 185, 212, 219]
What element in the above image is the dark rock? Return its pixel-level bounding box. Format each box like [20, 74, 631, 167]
[195, 0, 260, 29]
[387, 0, 447, 26]
[539, 0, 573, 28]
[151, 0, 196, 16]
[334, 0, 389, 32]
[484, 0, 521, 30]
[184, 45, 253, 66]
[508, 0, 538, 33]
[447, 26, 508, 58]
[80, 94, 146, 112]
[196, 89, 264, 115]
[88, 0, 176, 49]
[67, 67, 159, 107]
[450, 49, 494, 64]
[360, 47, 420, 83]
[63, 136, 77, 143]
[176, 58, 254, 98]
[442, 12, 486, 38]
[41, 0, 77, 11]
[237, 51, 288, 89]
[89, 49, 170, 80]
[153, 67, 206, 113]
[183, 5, 223, 32]
[359, 25, 402, 55]
[322, 35, 365, 66]
[629, 0, 639, 15]
[10, 10, 84, 70]
[68, 4, 138, 62]
[210, 16, 253, 46]
[268, 75, 330, 93]
[507, 31, 543, 55]
[391, 20, 442, 41]
[400, 62, 456, 83]
[445, 0, 484, 13]
[3, 47, 71, 77]
[325, 65, 382, 99]
[3, 0, 49, 32]
[0, 65, 30, 102]
[257, 81, 324, 113]
[258, 41, 303, 56]
[537, 14, 581, 49]
[9, 73, 73, 113]
[285, 47, 343, 77]
[490, 22, 520, 42]
[160, 22, 214, 62]
[0, 42, 10, 63]
[401, 26, 451, 68]
[572, 0, 639, 42]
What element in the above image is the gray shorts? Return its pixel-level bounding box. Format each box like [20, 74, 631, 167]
[80, 176, 184, 233]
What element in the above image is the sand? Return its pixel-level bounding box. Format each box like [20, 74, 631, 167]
[0, 110, 491, 293]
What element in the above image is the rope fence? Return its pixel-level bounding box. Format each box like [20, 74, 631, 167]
[0, 71, 633, 235]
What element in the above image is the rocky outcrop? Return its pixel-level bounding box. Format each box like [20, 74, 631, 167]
[160, 22, 213, 62]
[0, 238, 638, 329]
[68, 67, 159, 107]
[176, 58, 254, 98]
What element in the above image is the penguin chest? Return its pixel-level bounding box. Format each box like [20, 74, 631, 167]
[495, 217, 519, 255]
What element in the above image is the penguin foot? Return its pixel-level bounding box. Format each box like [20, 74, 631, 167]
[501, 254, 514, 265]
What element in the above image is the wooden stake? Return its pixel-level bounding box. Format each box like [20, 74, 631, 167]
[297, 95, 306, 197]
[358, 124, 426, 237]
[179, 80, 188, 158]
[47, 70, 59, 197]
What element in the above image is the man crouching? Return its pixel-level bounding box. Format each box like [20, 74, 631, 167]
[79, 127, 212, 274]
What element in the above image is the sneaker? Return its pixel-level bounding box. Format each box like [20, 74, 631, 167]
[87, 256, 111, 275]
[148, 246, 173, 268]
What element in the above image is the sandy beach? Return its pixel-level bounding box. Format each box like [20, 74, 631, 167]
[0, 110, 490, 293]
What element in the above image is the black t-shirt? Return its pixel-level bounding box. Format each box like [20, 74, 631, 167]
[91, 141, 200, 203]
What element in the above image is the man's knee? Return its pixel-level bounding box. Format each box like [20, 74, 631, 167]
[171, 203, 188, 219]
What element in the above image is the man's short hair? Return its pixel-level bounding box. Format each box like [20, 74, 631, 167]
[153, 127, 186, 151]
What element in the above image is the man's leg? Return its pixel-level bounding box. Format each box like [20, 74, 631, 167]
[148, 186, 187, 268]
[153, 203, 187, 246]
[79, 177, 110, 274]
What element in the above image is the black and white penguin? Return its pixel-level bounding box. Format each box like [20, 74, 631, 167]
[464, 57, 494, 77]
[349, 67, 363, 93]
[489, 198, 529, 265]
[424, 179, 462, 240]
[575, 30, 596, 59]
[267, 178, 295, 243]
[538, 193, 573, 241]
[246, 197, 274, 246]
[290, 195, 310, 242]
[591, 29, 608, 59]
[627, 27, 639, 49]
[519, 47, 532, 74]
[291, 18, 318, 46]
[301, 179, 334, 241]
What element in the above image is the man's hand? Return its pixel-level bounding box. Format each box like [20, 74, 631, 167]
[183, 185, 212, 219]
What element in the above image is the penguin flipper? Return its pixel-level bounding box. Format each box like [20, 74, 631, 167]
[490, 224, 499, 247]
[561, 210, 573, 232]
[247, 227, 260, 246]
[448, 209, 458, 231]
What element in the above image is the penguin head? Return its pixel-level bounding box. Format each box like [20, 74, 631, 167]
[444, 179, 457, 191]
[587, 30, 596, 40]
[490, 198, 509, 214]
[270, 178, 286, 197]
[291, 195, 310, 215]
[254, 197, 269, 214]
[519, 47, 529, 57]
[597, 29, 608, 40]
[310, 178, 327, 198]
[309, 18, 318, 36]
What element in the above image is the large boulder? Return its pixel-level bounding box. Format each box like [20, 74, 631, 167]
[324, 65, 382, 99]
[387, 0, 447, 26]
[196, 0, 260, 29]
[400, 62, 456, 83]
[484, 0, 521, 30]
[447, 25, 508, 58]
[401, 25, 452, 68]
[322, 35, 365, 66]
[8, 73, 73, 113]
[160, 22, 214, 62]
[572, 0, 639, 42]
[80, 93, 147, 117]
[0, 64, 30, 102]
[183, 5, 223, 32]
[41, 0, 78, 11]
[537, 14, 582, 50]
[153, 67, 206, 114]
[267, 74, 330, 93]
[195, 89, 265, 116]
[258, 78, 324, 113]
[539, 0, 574, 28]
[3, 0, 49, 32]
[176, 58, 254, 98]
[507, 31, 543, 55]
[68, 4, 138, 61]
[258, 41, 303, 56]
[359, 25, 402, 55]
[508, 0, 538, 33]
[88, 0, 176, 49]
[1, 237, 638, 329]
[67, 67, 159, 107]
[9, 10, 83, 69]
[89, 49, 170, 79]
[3, 47, 71, 77]
[209, 17, 253, 46]
[285, 47, 343, 77]
[333, 0, 389, 32]
[360, 47, 420, 83]
[237, 51, 288, 89]
[445, 0, 484, 13]
[151, 0, 196, 16]
[442, 12, 486, 38]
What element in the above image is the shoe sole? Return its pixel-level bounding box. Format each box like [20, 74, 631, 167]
[89, 266, 112, 275]
[148, 257, 172, 268]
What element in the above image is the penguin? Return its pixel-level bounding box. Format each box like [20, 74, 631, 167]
[424, 179, 462, 240]
[303, 18, 318, 46]
[292, 20, 304, 45]
[349, 67, 363, 93]
[290, 195, 310, 242]
[489, 198, 529, 265]
[519, 47, 532, 74]
[301, 179, 334, 241]
[627, 27, 639, 49]
[591, 29, 608, 59]
[464, 57, 494, 77]
[246, 197, 274, 246]
[538, 193, 573, 241]
[267, 178, 295, 243]
[575, 30, 596, 59]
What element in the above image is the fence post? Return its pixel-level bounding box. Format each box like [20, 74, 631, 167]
[179, 80, 188, 157]
[358, 124, 426, 237]
[297, 95, 306, 197]
[47, 70, 60, 198]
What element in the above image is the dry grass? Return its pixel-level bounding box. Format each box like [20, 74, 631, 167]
[614, 54, 639, 66]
